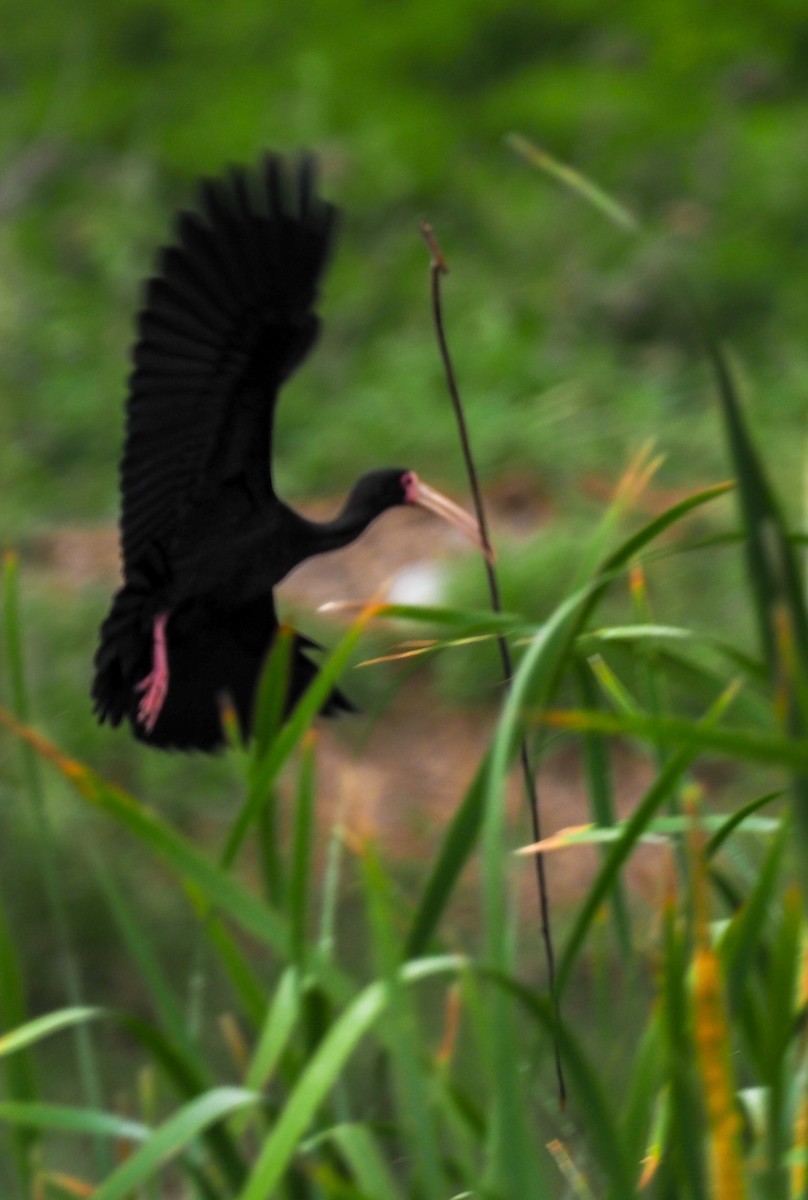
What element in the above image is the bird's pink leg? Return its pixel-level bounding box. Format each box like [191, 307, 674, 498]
[135, 612, 170, 732]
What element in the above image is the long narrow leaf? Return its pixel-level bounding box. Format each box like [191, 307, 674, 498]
[0, 892, 38, 1191]
[91, 1087, 259, 1200]
[237, 956, 464, 1200]
[541, 707, 808, 772]
[223, 606, 378, 868]
[0, 1101, 149, 1143]
[314, 1122, 406, 1200]
[0, 1008, 104, 1058]
[0, 711, 292, 958]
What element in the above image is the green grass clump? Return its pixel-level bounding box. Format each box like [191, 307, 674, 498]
[2, 317, 808, 1196]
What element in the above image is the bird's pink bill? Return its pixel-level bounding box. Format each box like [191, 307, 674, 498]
[403, 472, 493, 562]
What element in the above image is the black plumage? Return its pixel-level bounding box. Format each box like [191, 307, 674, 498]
[92, 154, 482, 752]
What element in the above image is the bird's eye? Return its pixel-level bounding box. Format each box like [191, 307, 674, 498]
[401, 471, 418, 503]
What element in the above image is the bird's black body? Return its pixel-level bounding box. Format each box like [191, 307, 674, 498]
[93, 154, 482, 752]
[92, 156, 416, 751]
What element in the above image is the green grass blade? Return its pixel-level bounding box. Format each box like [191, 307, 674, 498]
[475, 969, 634, 1192]
[705, 338, 808, 670]
[353, 601, 527, 634]
[407, 486, 733, 962]
[223, 609, 376, 870]
[660, 905, 708, 1197]
[0, 1101, 149, 1143]
[201, 916, 268, 1029]
[405, 757, 487, 957]
[2, 556, 107, 1173]
[0, 891, 37, 1194]
[0, 713, 294, 957]
[250, 624, 295, 761]
[541, 707, 808, 772]
[757, 889, 802, 1192]
[361, 844, 444, 1199]
[314, 1122, 406, 1200]
[580, 623, 767, 684]
[244, 968, 301, 1092]
[576, 659, 632, 955]
[289, 733, 317, 970]
[111, 1013, 247, 1188]
[523, 811, 779, 853]
[92, 851, 203, 1065]
[719, 823, 787, 1006]
[91, 1087, 259, 1200]
[507, 132, 640, 232]
[618, 1011, 665, 1174]
[703, 335, 808, 892]
[555, 743, 696, 997]
[0, 1007, 105, 1057]
[317, 818, 346, 963]
[478, 614, 568, 1193]
[706, 791, 783, 857]
[236, 956, 464, 1200]
[250, 631, 299, 908]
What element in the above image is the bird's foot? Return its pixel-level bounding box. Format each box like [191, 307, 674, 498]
[135, 668, 168, 732]
[135, 612, 169, 733]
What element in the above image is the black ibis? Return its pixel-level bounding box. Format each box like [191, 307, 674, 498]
[92, 153, 483, 751]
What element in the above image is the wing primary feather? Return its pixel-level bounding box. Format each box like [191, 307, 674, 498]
[117, 152, 338, 576]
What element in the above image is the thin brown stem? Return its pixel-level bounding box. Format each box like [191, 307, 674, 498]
[421, 221, 566, 1107]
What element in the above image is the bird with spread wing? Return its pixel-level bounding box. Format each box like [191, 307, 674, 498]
[92, 154, 484, 751]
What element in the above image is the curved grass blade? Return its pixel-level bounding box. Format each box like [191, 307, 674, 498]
[113, 1013, 247, 1188]
[223, 605, 379, 869]
[575, 658, 631, 954]
[508, 133, 640, 233]
[519, 809, 779, 853]
[0, 710, 291, 956]
[406, 485, 732, 963]
[706, 791, 783, 857]
[719, 823, 788, 1002]
[236, 956, 465, 1200]
[310, 1122, 406, 1200]
[555, 742, 697, 997]
[703, 334, 808, 893]
[0, 1101, 148, 1144]
[243, 968, 301, 1093]
[540, 708, 808, 772]
[91, 1087, 260, 1200]
[660, 903, 708, 1197]
[405, 759, 487, 957]
[0, 1008, 104, 1058]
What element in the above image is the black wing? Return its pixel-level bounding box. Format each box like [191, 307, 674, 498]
[119, 154, 337, 577]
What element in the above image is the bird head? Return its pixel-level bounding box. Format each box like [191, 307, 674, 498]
[343, 468, 489, 557]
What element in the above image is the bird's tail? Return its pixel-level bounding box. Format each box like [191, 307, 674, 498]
[92, 587, 353, 753]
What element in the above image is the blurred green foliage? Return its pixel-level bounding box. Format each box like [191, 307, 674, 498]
[4, 0, 808, 538]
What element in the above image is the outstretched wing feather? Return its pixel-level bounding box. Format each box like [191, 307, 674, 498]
[120, 154, 337, 575]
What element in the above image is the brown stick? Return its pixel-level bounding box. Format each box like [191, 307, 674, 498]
[421, 221, 566, 1107]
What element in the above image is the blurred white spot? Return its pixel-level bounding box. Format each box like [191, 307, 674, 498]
[387, 561, 445, 606]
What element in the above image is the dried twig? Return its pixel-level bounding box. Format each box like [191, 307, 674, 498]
[421, 221, 566, 1106]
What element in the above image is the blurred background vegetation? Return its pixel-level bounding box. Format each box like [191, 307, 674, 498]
[6, 0, 808, 530]
[5, 0, 808, 761]
[3, 3, 808, 1190]
[3, 0, 808, 959]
